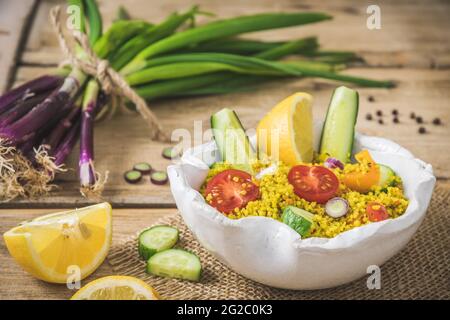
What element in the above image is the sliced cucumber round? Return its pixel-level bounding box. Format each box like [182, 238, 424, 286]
[378, 164, 396, 187]
[124, 170, 142, 184]
[138, 225, 179, 260]
[150, 171, 168, 185]
[133, 162, 152, 175]
[147, 249, 202, 282]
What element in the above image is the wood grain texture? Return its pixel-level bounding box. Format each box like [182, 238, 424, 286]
[4, 67, 450, 208]
[19, 0, 450, 69]
[1, 0, 449, 208]
[0, 207, 175, 300]
[0, 0, 36, 91]
[0, 0, 448, 300]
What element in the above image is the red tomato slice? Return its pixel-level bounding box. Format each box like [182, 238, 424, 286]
[205, 169, 260, 214]
[366, 202, 389, 222]
[288, 165, 339, 204]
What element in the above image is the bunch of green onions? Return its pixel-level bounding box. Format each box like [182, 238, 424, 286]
[0, 1, 393, 201]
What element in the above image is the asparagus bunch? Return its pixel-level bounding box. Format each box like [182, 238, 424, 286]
[0, 1, 393, 201]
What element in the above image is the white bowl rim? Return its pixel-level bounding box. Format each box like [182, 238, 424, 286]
[167, 132, 436, 252]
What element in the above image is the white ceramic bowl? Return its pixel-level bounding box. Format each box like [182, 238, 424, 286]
[167, 129, 435, 290]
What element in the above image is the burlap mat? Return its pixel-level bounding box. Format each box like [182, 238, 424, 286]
[108, 185, 449, 300]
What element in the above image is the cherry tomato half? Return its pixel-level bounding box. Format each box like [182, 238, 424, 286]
[366, 202, 389, 222]
[288, 165, 339, 204]
[205, 169, 260, 214]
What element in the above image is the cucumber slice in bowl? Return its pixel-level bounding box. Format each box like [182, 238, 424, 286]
[281, 206, 314, 237]
[138, 225, 179, 260]
[378, 164, 396, 187]
[147, 249, 202, 282]
[211, 108, 256, 174]
[319, 86, 359, 163]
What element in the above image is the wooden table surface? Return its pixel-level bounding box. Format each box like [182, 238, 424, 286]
[0, 0, 449, 299]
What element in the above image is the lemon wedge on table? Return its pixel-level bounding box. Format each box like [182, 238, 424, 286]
[71, 276, 160, 300]
[257, 92, 314, 165]
[3, 203, 112, 284]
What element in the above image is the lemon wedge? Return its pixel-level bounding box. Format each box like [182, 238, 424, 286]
[257, 92, 314, 165]
[71, 276, 160, 300]
[3, 203, 112, 284]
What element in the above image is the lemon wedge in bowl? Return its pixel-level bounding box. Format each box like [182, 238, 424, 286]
[3, 202, 112, 284]
[257, 92, 314, 165]
[71, 276, 160, 300]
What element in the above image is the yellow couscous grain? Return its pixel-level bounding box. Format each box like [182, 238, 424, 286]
[202, 160, 409, 238]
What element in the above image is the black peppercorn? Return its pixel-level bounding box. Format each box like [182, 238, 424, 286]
[432, 118, 441, 125]
[376, 110, 382, 116]
[418, 127, 426, 134]
[368, 96, 375, 102]
[416, 116, 423, 124]
[410, 112, 416, 119]
[392, 109, 398, 116]
[378, 119, 384, 125]
[366, 113, 373, 120]
[393, 117, 399, 123]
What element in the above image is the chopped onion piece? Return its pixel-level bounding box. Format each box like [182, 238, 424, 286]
[324, 157, 344, 170]
[325, 197, 349, 218]
[255, 164, 278, 179]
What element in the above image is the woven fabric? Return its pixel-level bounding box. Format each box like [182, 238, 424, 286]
[108, 186, 449, 300]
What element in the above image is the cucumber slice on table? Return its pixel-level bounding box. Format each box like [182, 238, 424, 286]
[319, 86, 359, 163]
[378, 164, 396, 187]
[138, 225, 179, 260]
[147, 249, 202, 282]
[211, 108, 256, 173]
[282, 206, 314, 237]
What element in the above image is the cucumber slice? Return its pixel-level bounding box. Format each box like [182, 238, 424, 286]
[319, 86, 359, 163]
[138, 225, 179, 260]
[150, 171, 168, 185]
[281, 206, 314, 237]
[378, 164, 396, 187]
[147, 249, 202, 282]
[133, 162, 152, 175]
[124, 170, 142, 184]
[211, 108, 256, 173]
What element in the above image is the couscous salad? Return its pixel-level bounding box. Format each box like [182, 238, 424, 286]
[202, 86, 408, 238]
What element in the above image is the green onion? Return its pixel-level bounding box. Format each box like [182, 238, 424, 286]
[84, 0, 102, 45]
[185, 37, 319, 56]
[255, 38, 319, 60]
[120, 12, 332, 75]
[93, 20, 153, 58]
[135, 73, 234, 100]
[68, 0, 86, 33]
[128, 52, 392, 89]
[111, 7, 199, 70]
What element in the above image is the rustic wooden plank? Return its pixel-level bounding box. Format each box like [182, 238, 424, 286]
[4, 0, 450, 207]
[20, 0, 450, 69]
[4, 65, 449, 208]
[2, 182, 450, 299]
[0, 207, 175, 300]
[0, 0, 36, 91]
